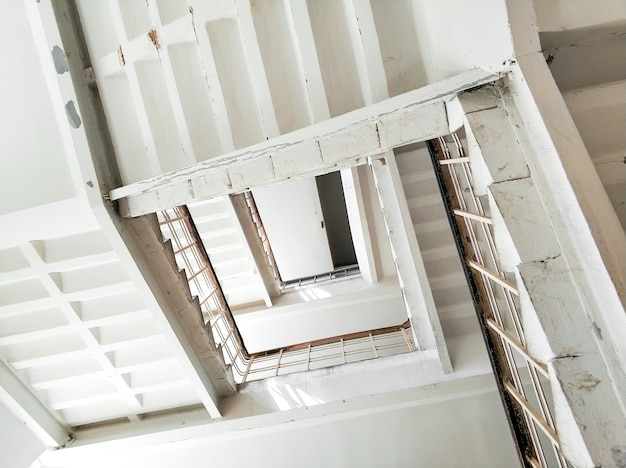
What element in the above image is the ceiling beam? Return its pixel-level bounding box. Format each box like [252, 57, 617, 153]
[460, 79, 626, 466]
[28, 0, 235, 419]
[283, 0, 331, 123]
[110, 69, 498, 217]
[0, 361, 71, 447]
[341, 167, 381, 284]
[343, 0, 389, 104]
[369, 151, 452, 373]
[228, 194, 281, 303]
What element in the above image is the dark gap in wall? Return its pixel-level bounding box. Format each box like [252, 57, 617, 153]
[316, 172, 357, 268]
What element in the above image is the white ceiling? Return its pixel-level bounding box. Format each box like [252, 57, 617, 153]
[0, 1, 624, 466]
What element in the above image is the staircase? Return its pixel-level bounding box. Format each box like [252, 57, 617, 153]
[186, 197, 270, 310]
[394, 143, 479, 339]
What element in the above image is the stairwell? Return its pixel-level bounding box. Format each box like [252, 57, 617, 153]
[186, 197, 271, 310]
[394, 143, 479, 340]
[136, 213, 236, 398]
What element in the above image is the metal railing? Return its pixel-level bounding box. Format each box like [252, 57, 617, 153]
[243, 191, 284, 287]
[242, 322, 413, 382]
[158, 207, 248, 379]
[158, 206, 414, 385]
[428, 134, 568, 468]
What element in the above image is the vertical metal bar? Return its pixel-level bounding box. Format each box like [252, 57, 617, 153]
[244, 191, 284, 285]
[369, 333, 378, 358]
[306, 344, 312, 371]
[341, 338, 346, 364]
[454, 135, 563, 467]
[275, 349, 283, 376]
[400, 326, 414, 352]
[242, 356, 254, 383]
[428, 137, 538, 468]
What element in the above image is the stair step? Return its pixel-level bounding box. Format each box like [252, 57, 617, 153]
[213, 264, 256, 282]
[431, 285, 473, 307]
[194, 211, 233, 227]
[203, 241, 243, 255]
[406, 193, 442, 210]
[192, 211, 232, 226]
[424, 257, 465, 282]
[437, 302, 475, 320]
[207, 246, 248, 266]
[400, 169, 434, 185]
[429, 272, 467, 291]
[200, 231, 242, 252]
[413, 219, 448, 235]
[422, 244, 457, 263]
[212, 256, 249, 269]
[221, 273, 261, 291]
[161, 238, 180, 271]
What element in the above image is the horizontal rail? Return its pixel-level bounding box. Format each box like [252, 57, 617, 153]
[439, 157, 470, 165]
[430, 134, 566, 467]
[173, 241, 197, 255]
[453, 209, 492, 225]
[505, 381, 560, 447]
[468, 260, 519, 295]
[160, 206, 417, 385]
[486, 319, 549, 379]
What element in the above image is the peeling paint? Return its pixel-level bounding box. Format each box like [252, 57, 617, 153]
[591, 321, 603, 340]
[51, 45, 68, 74]
[577, 372, 601, 391]
[117, 45, 125, 66]
[148, 29, 160, 50]
[554, 353, 581, 359]
[611, 445, 626, 468]
[64, 100, 82, 129]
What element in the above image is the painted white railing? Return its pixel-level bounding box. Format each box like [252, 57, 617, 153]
[158, 206, 413, 384]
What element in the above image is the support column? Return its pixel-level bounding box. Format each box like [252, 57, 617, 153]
[460, 82, 626, 467]
[369, 152, 451, 373]
[229, 193, 281, 302]
[35, 0, 234, 419]
[0, 362, 71, 448]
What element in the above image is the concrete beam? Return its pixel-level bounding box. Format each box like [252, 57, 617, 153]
[517, 258, 626, 467]
[40, 338, 493, 464]
[35, 0, 236, 418]
[369, 152, 451, 373]
[341, 167, 381, 284]
[460, 80, 626, 467]
[109, 69, 498, 217]
[283, 0, 331, 123]
[344, 0, 389, 105]
[229, 193, 281, 301]
[0, 361, 71, 448]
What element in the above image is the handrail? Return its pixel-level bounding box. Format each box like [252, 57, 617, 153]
[243, 191, 284, 286]
[158, 205, 414, 384]
[428, 134, 567, 468]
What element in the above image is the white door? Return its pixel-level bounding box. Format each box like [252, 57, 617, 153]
[252, 177, 333, 281]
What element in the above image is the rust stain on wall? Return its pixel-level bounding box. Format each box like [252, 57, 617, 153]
[117, 45, 125, 66]
[148, 29, 160, 50]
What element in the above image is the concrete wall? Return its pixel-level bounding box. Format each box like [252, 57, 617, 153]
[0, 1, 75, 215]
[40, 386, 518, 468]
[0, 402, 45, 468]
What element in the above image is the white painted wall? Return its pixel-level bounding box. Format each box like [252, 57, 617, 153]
[533, 0, 626, 32]
[253, 177, 334, 281]
[39, 384, 518, 468]
[413, 0, 515, 82]
[235, 278, 407, 352]
[0, 402, 46, 468]
[0, 1, 75, 215]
